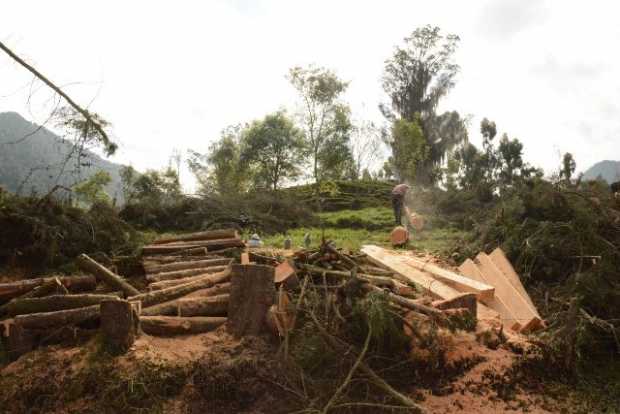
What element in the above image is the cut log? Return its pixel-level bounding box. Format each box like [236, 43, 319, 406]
[20, 277, 68, 299]
[5, 322, 36, 360]
[152, 229, 238, 245]
[144, 258, 232, 274]
[141, 238, 245, 255]
[100, 300, 137, 354]
[131, 268, 231, 308]
[147, 275, 209, 291]
[77, 254, 140, 297]
[143, 253, 224, 265]
[475, 253, 543, 332]
[146, 265, 229, 283]
[390, 226, 409, 246]
[364, 284, 444, 317]
[361, 245, 460, 300]
[227, 264, 275, 337]
[1, 294, 121, 317]
[14, 301, 116, 330]
[141, 283, 231, 316]
[140, 316, 226, 336]
[177, 294, 229, 317]
[400, 256, 495, 301]
[241, 252, 250, 264]
[489, 248, 539, 317]
[266, 289, 295, 337]
[274, 261, 296, 283]
[0, 275, 97, 305]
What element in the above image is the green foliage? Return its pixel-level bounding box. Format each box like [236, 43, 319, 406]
[240, 111, 305, 190]
[561, 152, 576, 183]
[283, 179, 393, 211]
[317, 207, 395, 230]
[388, 117, 429, 182]
[73, 171, 112, 206]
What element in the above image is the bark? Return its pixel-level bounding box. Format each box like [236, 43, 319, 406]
[363, 284, 444, 318]
[5, 322, 37, 360]
[143, 258, 231, 274]
[20, 277, 68, 299]
[140, 283, 231, 316]
[14, 302, 115, 330]
[145, 265, 229, 283]
[100, 300, 137, 354]
[152, 229, 238, 245]
[130, 268, 231, 308]
[1, 294, 120, 317]
[227, 264, 275, 337]
[140, 316, 226, 336]
[141, 238, 245, 255]
[77, 254, 140, 297]
[177, 294, 229, 317]
[0, 275, 96, 305]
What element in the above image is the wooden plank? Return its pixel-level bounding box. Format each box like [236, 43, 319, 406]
[274, 261, 295, 284]
[459, 259, 519, 328]
[402, 256, 495, 301]
[489, 248, 539, 317]
[476, 253, 542, 331]
[361, 245, 460, 300]
[241, 252, 250, 265]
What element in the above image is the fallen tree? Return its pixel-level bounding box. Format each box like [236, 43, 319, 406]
[140, 316, 226, 336]
[1, 294, 120, 317]
[77, 254, 140, 297]
[141, 283, 231, 316]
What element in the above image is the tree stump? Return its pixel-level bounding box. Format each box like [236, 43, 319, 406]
[227, 264, 275, 337]
[6, 322, 36, 360]
[100, 300, 137, 354]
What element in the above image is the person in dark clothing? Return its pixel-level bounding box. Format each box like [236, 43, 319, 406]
[391, 183, 410, 225]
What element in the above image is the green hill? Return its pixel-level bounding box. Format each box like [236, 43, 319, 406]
[0, 112, 126, 201]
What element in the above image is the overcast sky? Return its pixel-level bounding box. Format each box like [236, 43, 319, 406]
[1, 0, 619, 190]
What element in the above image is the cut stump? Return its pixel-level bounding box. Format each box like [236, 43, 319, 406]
[100, 300, 137, 354]
[227, 264, 275, 337]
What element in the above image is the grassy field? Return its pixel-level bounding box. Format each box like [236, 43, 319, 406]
[262, 207, 467, 254]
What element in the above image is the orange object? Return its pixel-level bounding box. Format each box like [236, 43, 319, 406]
[274, 261, 296, 283]
[390, 226, 409, 246]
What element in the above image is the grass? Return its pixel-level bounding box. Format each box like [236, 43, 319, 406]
[262, 207, 467, 254]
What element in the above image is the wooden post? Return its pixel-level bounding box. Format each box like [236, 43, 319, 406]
[227, 264, 275, 337]
[100, 300, 137, 354]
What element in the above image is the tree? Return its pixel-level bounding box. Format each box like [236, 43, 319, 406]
[241, 111, 305, 191]
[386, 117, 429, 182]
[73, 171, 111, 206]
[132, 168, 181, 205]
[497, 134, 524, 188]
[188, 125, 249, 195]
[288, 65, 353, 183]
[381, 26, 467, 185]
[349, 119, 382, 180]
[560, 152, 576, 183]
[120, 166, 138, 203]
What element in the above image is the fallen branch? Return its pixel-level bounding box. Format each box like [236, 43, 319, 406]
[77, 254, 139, 297]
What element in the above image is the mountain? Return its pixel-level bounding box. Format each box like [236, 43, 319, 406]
[0, 111, 126, 201]
[582, 160, 620, 184]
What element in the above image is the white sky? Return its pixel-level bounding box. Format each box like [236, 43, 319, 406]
[2, 0, 619, 190]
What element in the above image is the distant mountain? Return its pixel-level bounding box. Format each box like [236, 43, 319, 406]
[582, 160, 620, 184]
[0, 112, 126, 202]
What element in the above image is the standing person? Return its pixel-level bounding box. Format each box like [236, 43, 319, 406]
[391, 183, 410, 225]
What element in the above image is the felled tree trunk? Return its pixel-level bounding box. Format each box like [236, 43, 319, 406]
[20, 277, 68, 299]
[227, 264, 275, 337]
[177, 294, 229, 317]
[152, 229, 238, 244]
[100, 300, 137, 354]
[145, 265, 229, 283]
[14, 302, 113, 330]
[5, 322, 37, 360]
[77, 254, 140, 297]
[0, 275, 96, 304]
[141, 238, 245, 255]
[131, 268, 231, 308]
[1, 294, 120, 317]
[144, 258, 232, 274]
[140, 316, 226, 336]
[140, 283, 231, 316]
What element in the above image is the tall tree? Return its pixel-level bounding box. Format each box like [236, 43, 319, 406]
[288, 65, 353, 183]
[241, 111, 305, 191]
[560, 152, 576, 183]
[73, 171, 112, 206]
[349, 119, 382, 180]
[381, 26, 467, 185]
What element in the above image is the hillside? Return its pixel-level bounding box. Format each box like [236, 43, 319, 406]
[582, 160, 620, 184]
[0, 112, 125, 201]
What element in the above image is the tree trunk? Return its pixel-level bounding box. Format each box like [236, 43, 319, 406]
[227, 264, 275, 337]
[152, 229, 238, 245]
[143, 253, 225, 265]
[1, 294, 121, 317]
[177, 294, 229, 317]
[145, 265, 229, 283]
[143, 258, 231, 274]
[77, 254, 140, 297]
[14, 302, 115, 330]
[141, 283, 231, 316]
[141, 238, 245, 255]
[131, 268, 231, 308]
[19, 277, 68, 299]
[5, 322, 37, 360]
[100, 300, 137, 354]
[363, 284, 444, 317]
[0, 275, 96, 305]
[140, 316, 226, 336]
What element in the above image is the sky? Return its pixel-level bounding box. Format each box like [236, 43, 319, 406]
[1, 0, 619, 190]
